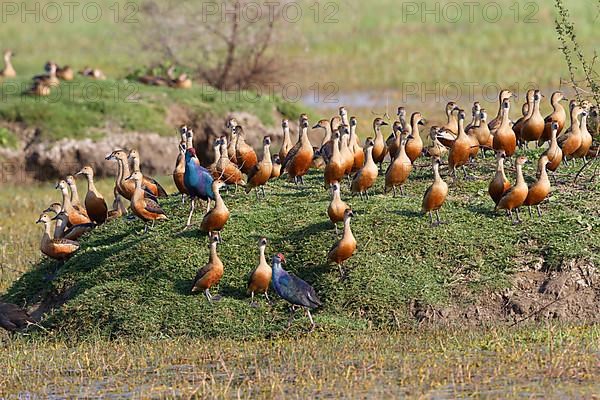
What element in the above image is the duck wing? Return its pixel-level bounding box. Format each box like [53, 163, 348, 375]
[143, 197, 166, 215]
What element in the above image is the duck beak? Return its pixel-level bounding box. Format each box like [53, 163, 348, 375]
[36, 218, 43, 224]
[105, 154, 114, 160]
[124, 175, 133, 181]
[380, 121, 388, 126]
[75, 170, 83, 176]
[312, 124, 320, 129]
[54, 182, 60, 189]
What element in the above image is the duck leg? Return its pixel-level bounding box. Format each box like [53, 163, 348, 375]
[428, 211, 434, 225]
[391, 186, 396, 197]
[365, 190, 370, 201]
[333, 223, 339, 236]
[338, 263, 345, 278]
[264, 292, 271, 304]
[206, 200, 211, 213]
[507, 209, 513, 223]
[204, 288, 212, 302]
[250, 291, 258, 308]
[528, 206, 533, 218]
[537, 205, 542, 218]
[514, 208, 522, 224]
[399, 186, 405, 196]
[435, 210, 442, 226]
[181, 194, 185, 204]
[185, 199, 195, 227]
[255, 189, 260, 200]
[261, 186, 266, 198]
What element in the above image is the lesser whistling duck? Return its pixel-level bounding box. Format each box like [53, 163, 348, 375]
[424, 127, 447, 159]
[183, 146, 215, 227]
[105, 150, 155, 201]
[441, 102, 460, 135]
[558, 106, 585, 164]
[169, 73, 192, 89]
[327, 209, 357, 277]
[422, 158, 448, 226]
[492, 98, 517, 157]
[324, 130, 344, 187]
[247, 237, 272, 305]
[0, 50, 16, 78]
[51, 212, 95, 241]
[0, 302, 34, 332]
[36, 213, 79, 260]
[271, 253, 322, 331]
[75, 166, 108, 225]
[488, 90, 515, 131]
[327, 181, 349, 234]
[351, 138, 378, 200]
[573, 109, 593, 162]
[542, 121, 563, 172]
[107, 194, 127, 221]
[191, 233, 224, 302]
[43, 202, 65, 238]
[34, 62, 59, 86]
[524, 156, 551, 217]
[79, 66, 106, 80]
[200, 180, 229, 240]
[246, 136, 273, 197]
[65, 174, 87, 215]
[216, 137, 245, 188]
[225, 118, 239, 164]
[521, 90, 545, 144]
[512, 89, 535, 143]
[316, 119, 333, 160]
[270, 154, 282, 179]
[279, 119, 293, 162]
[386, 121, 402, 160]
[282, 116, 313, 185]
[27, 80, 51, 96]
[488, 151, 511, 205]
[385, 130, 412, 196]
[397, 106, 411, 134]
[208, 137, 222, 179]
[540, 91, 568, 144]
[56, 180, 91, 226]
[339, 106, 350, 126]
[470, 109, 492, 155]
[339, 125, 354, 178]
[495, 156, 529, 223]
[126, 171, 167, 232]
[174, 142, 189, 202]
[234, 126, 258, 174]
[446, 110, 473, 178]
[465, 102, 481, 132]
[128, 149, 168, 198]
[371, 118, 388, 171]
[405, 112, 425, 163]
[349, 118, 364, 173]
[55, 63, 74, 81]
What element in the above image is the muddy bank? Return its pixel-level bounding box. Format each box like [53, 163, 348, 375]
[0, 111, 312, 183]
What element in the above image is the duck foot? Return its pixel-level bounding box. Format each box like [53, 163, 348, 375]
[250, 301, 260, 308]
[210, 295, 223, 302]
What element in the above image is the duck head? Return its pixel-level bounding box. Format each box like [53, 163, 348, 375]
[75, 165, 94, 178]
[36, 213, 51, 225]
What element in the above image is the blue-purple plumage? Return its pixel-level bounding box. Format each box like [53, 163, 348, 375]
[271, 255, 321, 309]
[184, 148, 215, 201]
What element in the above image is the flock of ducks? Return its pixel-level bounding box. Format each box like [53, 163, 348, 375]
[8, 88, 599, 332]
[0, 49, 191, 96]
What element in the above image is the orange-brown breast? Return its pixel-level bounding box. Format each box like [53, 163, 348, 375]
[193, 262, 224, 291]
[488, 177, 511, 205]
[174, 172, 188, 195]
[237, 146, 258, 174]
[405, 137, 423, 163]
[386, 136, 399, 160]
[422, 182, 448, 212]
[522, 117, 545, 142]
[67, 210, 91, 226]
[287, 147, 313, 177]
[270, 164, 281, 179]
[328, 239, 356, 264]
[561, 134, 582, 158]
[385, 159, 412, 189]
[493, 128, 516, 156]
[201, 209, 230, 233]
[43, 241, 79, 260]
[448, 140, 471, 169]
[523, 181, 550, 206]
[218, 163, 245, 185]
[248, 164, 272, 188]
[85, 194, 108, 225]
[324, 162, 345, 186]
[248, 268, 272, 294]
[351, 168, 377, 193]
[352, 149, 365, 172]
[544, 147, 562, 172]
[131, 198, 164, 222]
[372, 142, 387, 164]
[497, 186, 528, 211]
[328, 201, 347, 224]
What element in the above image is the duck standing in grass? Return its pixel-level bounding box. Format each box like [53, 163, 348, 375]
[128, 149, 168, 198]
[0, 50, 16, 78]
[495, 156, 529, 223]
[245, 136, 273, 198]
[76, 166, 108, 225]
[323, 131, 344, 188]
[65, 175, 87, 216]
[523, 156, 551, 217]
[351, 138, 378, 200]
[234, 126, 258, 174]
[183, 147, 215, 227]
[51, 212, 95, 241]
[279, 119, 293, 162]
[405, 112, 425, 163]
[270, 154, 282, 180]
[200, 181, 229, 241]
[371, 118, 389, 172]
[421, 158, 448, 226]
[327, 181, 349, 235]
[216, 137, 246, 189]
[247, 237, 272, 306]
[125, 171, 168, 233]
[542, 122, 563, 172]
[36, 213, 80, 260]
[488, 151, 511, 206]
[271, 253, 322, 331]
[282, 116, 314, 185]
[384, 130, 412, 196]
[327, 209, 357, 277]
[191, 233, 224, 302]
[56, 180, 91, 226]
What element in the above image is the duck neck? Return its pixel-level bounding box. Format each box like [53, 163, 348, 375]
[262, 143, 272, 164]
[496, 157, 506, 178]
[550, 129, 557, 148]
[373, 125, 383, 140]
[457, 118, 466, 138]
[538, 161, 548, 181]
[213, 146, 221, 164]
[496, 95, 505, 120]
[532, 98, 540, 116]
[61, 187, 73, 211]
[283, 125, 291, 144]
[213, 187, 224, 209]
[500, 106, 510, 128]
[42, 222, 52, 244]
[86, 174, 98, 195]
[53, 215, 66, 238]
[321, 126, 331, 146]
[114, 160, 123, 187]
[332, 187, 341, 201]
[349, 124, 357, 146]
[412, 120, 421, 138]
[258, 245, 267, 266]
[332, 138, 340, 158]
[300, 126, 310, 146]
[433, 162, 442, 182]
[119, 157, 131, 179]
[69, 182, 80, 204]
[516, 163, 525, 186]
[209, 243, 219, 262]
[132, 157, 141, 173]
[581, 114, 588, 134]
[132, 179, 144, 200]
[342, 217, 353, 240]
[365, 147, 375, 167]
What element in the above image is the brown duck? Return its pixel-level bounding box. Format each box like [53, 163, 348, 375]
[282, 116, 314, 185]
[371, 118, 388, 171]
[247, 237, 272, 305]
[191, 233, 224, 302]
[216, 137, 245, 188]
[270, 154, 282, 180]
[521, 90, 545, 144]
[234, 126, 258, 174]
[56, 180, 91, 226]
[447, 110, 472, 177]
[128, 149, 168, 198]
[76, 166, 108, 225]
[539, 91, 567, 144]
[542, 121, 563, 172]
[246, 136, 273, 197]
[201, 181, 229, 239]
[279, 119, 294, 162]
[495, 156, 529, 223]
[36, 213, 79, 260]
[385, 130, 412, 196]
[126, 171, 168, 233]
[488, 90, 514, 131]
[327, 209, 356, 277]
[488, 151, 511, 205]
[351, 138, 378, 200]
[324, 131, 344, 187]
[327, 181, 349, 235]
[422, 158, 448, 226]
[523, 156, 551, 217]
[492, 98, 517, 157]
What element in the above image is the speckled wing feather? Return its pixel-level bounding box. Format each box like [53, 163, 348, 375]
[281, 141, 302, 170]
[143, 198, 166, 215]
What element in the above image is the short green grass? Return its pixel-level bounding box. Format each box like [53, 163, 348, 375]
[0, 77, 301, 141]
[2, 325, 600, 398]
[2, 149, 599, 339]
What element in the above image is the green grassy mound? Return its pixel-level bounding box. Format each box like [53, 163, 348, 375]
[3, 151, 599, 339]
[0, 77, 300, 142]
